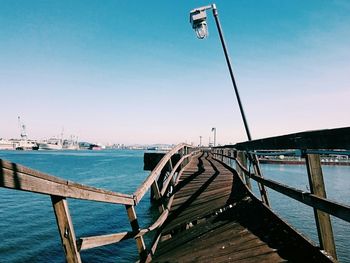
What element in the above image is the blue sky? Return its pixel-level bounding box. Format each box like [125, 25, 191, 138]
[1, 0, 349, 145]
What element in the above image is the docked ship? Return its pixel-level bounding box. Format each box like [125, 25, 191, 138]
[14, 117, 39, 150]
[15, 139, 39, 150]
[38, 138, 63, 150]
[88, 143, 105, 150]
[62, 136, 79, 150]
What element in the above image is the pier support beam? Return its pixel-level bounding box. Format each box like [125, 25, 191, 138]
[125, 205, 147, 262]
[236, 151, 251, 190]
[305, 154, 337, 260]
[151, 181, 165, 213]
[51, 196, 82, 263]
[249, 154, 270, 206]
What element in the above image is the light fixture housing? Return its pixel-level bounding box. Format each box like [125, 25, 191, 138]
[190, 9, 208, 39]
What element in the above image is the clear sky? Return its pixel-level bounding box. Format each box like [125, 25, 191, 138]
[1, 0, 349, 145]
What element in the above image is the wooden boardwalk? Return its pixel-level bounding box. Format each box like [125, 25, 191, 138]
[152, 152, 331, 262]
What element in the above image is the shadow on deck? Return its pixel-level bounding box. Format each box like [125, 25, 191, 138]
[152, 153, 332, 262]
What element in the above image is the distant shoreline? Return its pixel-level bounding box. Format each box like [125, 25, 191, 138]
[259, 158, 350, 166]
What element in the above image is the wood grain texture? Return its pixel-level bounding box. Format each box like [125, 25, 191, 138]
[152, 152, 335, 262]
[51, 196, 81, 263]
[0, 159, 134, 205]
[306, 154, 337, 259]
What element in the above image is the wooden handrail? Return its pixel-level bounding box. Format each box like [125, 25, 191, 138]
[160, 152, 195, 197]
[213, 137, 349, 261]
[212, 152, 350, 223]
[78, 232, 131, 251]
[0, 143, 200, 262]
[133, 143, 193, 204]
[0, 144, 196, 207]
[0, 159, 134, 205]
[248, 170, 350, 223]
[78, 206, 171, 251]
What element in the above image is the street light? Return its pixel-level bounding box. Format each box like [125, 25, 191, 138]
[211, 127, 216, 147]
[190, 5, 271, 206]
[190, 4, 252, 141]
[190, 7, 209, 39]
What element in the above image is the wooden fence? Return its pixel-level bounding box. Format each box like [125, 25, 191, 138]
[211, 127, 350, 260]
[0, 143, 200, 262]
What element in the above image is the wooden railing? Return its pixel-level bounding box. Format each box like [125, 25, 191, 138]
[0, 143, 200, 263]
[211, 127, 350, 261]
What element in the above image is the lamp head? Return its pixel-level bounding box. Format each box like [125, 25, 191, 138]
[190, 9, 208, 39]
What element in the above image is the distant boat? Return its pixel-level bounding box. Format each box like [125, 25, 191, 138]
[15, 139, 39, 150]
[38, 138, 63, 150]
[88, 144, 102, 150]
[147, 146, 158, 151]
[62, 137, 79, 150]
[13, 116, 39, 150]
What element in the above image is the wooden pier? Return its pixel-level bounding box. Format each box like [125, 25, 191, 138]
[151, 152, 334, 262]
[1, 127, 350, 262]
[153, 152, 285, 262]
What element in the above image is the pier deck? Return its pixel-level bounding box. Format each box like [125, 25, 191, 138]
[152, 152, 330, 262]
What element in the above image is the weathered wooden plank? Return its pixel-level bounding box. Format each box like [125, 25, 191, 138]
[163, 201, 231, 233]
[236, 151, 251, 190]
[172, 183, 232, 199]
[171, 190, 231, 208]
[78, 232, 131, 251]
[151, 181, 165, 212]
[306, 154, 337, 259]
[250, 155, 270, 206]
[139, 209, 169, 235]
[247, 169, 350, 223]
[158, 222, 246, 258]
[134, 143, 194, 204]
[78, 207, 170, 251]
[153, 153, 334, 263]
[0, 159, 134, 205]
[231, 154, 350, 223]
[125, 205, 147, 261]
[160, 153, 192, 197]
[51, 196, 81, 263]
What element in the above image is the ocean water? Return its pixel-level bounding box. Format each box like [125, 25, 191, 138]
[0, 150, 154, 263]
[253, 163, 350, 262]
[0, 150, 349, 262]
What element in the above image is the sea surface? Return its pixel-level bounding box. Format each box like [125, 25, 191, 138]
[0, 150, 349, 262]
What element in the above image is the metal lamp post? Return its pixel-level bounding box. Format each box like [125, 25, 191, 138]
[190, 4, 270, 206]
[190, 4, 252, 141]
[211, 127, 216, 147]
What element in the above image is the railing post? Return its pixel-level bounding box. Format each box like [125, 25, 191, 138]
[180, 147, 187, 168]
[251, 155, 270, 206]
[168, 158, 173, 172]
[51, 195, 82, 263]
[167, 158, 177, 193]
[151, 181, 165, 212]
[305, 154, 337, 259]
[236, 151, 251, 190]
[125, 205, 147, 262]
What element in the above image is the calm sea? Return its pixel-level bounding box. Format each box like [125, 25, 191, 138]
[0, 150, 349, 262]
